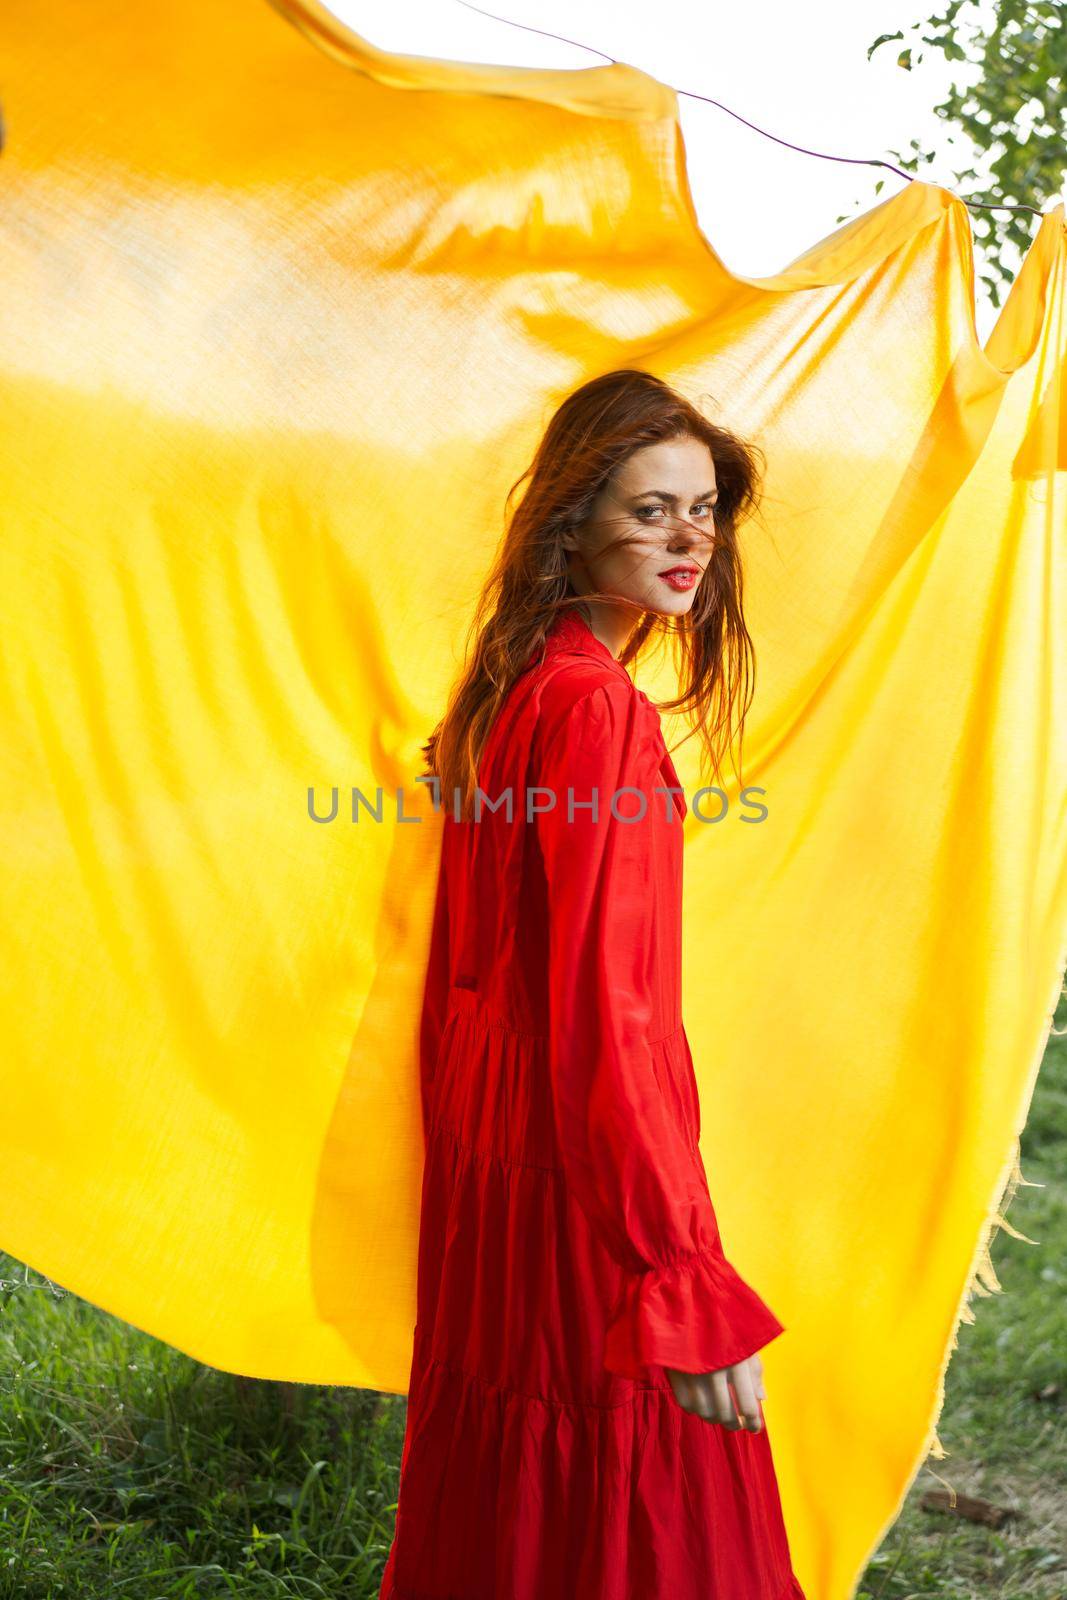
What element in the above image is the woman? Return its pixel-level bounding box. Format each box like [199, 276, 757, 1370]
[380, 369, 805, 1599]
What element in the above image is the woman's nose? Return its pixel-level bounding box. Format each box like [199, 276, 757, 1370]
[667, 517, 709, 548]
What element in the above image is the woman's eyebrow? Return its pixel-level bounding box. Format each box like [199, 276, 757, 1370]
[632, 488, 719, 502]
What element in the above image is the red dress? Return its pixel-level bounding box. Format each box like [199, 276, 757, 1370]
[380, 609, 805, 1600]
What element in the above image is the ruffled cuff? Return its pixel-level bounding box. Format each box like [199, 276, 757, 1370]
[602, 1242, 786, 1378]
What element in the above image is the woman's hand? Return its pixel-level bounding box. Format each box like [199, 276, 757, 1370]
[664, 1353, 766, 1431]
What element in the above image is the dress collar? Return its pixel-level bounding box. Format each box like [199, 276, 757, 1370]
[542, 608, 630, 677]
[540, 607, 686, 820]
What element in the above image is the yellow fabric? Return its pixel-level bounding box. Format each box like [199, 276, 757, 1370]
[0, 2, 1064, 1593]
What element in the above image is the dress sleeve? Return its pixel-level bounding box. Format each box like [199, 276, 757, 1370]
[534, 680, 785, 1379]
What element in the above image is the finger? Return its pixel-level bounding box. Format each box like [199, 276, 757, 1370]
[688, 1375, 716, 1423]
[729, 1363, 763, 1433]
[665, 1367, 692, 1409]
[667, 1367, 700, 1416]
[709, 1369, 741, 1429]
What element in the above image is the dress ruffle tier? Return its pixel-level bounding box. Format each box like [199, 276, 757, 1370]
[380, 995, 801, 1600]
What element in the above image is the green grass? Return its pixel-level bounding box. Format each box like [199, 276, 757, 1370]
[0, 1303, 405, 1597]
[1, 988, 1064, 1599]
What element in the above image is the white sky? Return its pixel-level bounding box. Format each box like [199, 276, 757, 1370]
[324, 0, 1042, 344]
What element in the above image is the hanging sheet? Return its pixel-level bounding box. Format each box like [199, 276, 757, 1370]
[0, 3, 1064, 1595]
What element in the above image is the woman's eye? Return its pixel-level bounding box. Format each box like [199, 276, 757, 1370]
[635, 504, 715, 519]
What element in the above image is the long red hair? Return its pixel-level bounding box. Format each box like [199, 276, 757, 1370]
[421, 368, 765, 817]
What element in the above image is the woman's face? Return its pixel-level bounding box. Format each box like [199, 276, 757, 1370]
[563, 435, 718, 620]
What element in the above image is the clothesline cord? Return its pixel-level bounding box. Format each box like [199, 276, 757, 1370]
[453, 0, 1047, 219]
